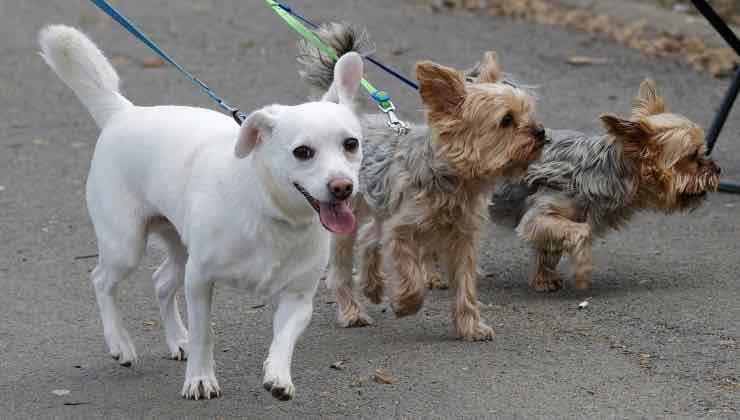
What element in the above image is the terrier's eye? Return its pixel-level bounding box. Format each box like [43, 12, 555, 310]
[293, 146, 315, 160]
[501, 113, 514, 128]
[343, 138, 359, 153]
[690, 151, 699, 161]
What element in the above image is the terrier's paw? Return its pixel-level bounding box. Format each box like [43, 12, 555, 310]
[338, 311, 374, 328]
[459, 321, 496, 342]
[391, 291, 424, 318]
[181, 376, 222, 400]
[574, 274, 591, 291]
[426, 272, 449, 290]
[531, 275, 562, 292]
[362, 282, 384, 305]
[263, 379, 295, 401]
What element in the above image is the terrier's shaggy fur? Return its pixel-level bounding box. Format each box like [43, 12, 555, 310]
[299, 23, 547, 340]
[490, 79, 721, 292]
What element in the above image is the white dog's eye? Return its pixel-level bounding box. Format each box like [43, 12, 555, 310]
[343, 138, 359, 153]
[293, 146, 315, 160]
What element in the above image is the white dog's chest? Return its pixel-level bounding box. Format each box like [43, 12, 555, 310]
[211, 223, 329, 297]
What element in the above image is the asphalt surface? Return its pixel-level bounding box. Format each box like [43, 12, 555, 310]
[1, 0, 739, 418]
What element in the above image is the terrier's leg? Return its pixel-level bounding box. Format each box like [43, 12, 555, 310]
[389, 225, 426, 318]
[518, 204, 592, 291]
[531, 248, 563, 292]
[327, 229, 373, 327]
[425, 252, 448, 290]
[447, 234, 494, 341]
[358, 218, 386, 304]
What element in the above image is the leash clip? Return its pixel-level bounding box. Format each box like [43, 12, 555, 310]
[373, 91, 409, 136]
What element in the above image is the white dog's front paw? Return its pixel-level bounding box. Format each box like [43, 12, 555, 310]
[181, 375, 221, 400]
[263, 378, 295, 401]
[167, 337, 189, 361]
[263, 360, 295, 401]
[106, 330, 137, 367]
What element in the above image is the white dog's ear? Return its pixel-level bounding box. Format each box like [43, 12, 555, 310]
[234, 106, 279, 158]
[321, 52, 363, 106]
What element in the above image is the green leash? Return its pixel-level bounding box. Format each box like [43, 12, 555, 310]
[265, 0, 409, 135]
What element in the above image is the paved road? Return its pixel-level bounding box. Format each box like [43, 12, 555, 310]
[1, 0, 738, 418]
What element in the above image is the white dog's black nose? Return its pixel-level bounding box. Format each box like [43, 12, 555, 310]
[328, 179, 353, 201]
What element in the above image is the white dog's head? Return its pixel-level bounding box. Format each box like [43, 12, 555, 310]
[233, 52, 364, 235]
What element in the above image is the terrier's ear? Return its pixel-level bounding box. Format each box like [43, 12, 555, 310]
[321, 52, 363, 106]
[477, 50, 501, 83]
[632, 78, 665, 118]
[600, 114, 653, 155]
[234, 106, 280, 158]
[416, 60, 466, 115]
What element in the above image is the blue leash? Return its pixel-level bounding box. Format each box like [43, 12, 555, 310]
[88, 0, 247, 124]
[89, 0, 419, 126]
[274, 1, 420, 91]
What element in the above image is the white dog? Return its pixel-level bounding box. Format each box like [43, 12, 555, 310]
[39, 25, 364, 401]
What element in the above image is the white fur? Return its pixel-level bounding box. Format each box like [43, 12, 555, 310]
[40, 25, 364, 400]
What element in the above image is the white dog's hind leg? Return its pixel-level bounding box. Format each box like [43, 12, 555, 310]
[262, 289, 315, 401]
[181, 263, 221, 400]
[152, 228, 189, 361]
[90, 226, 146, 367]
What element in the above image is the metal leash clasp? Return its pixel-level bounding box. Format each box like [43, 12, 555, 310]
[375, 94, 409, 136]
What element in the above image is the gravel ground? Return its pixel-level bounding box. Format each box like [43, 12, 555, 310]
[0, 0, 738, 418]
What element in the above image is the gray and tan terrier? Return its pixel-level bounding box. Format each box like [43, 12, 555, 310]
[490, 79, 721, 292]
[298, 23, 547, 340]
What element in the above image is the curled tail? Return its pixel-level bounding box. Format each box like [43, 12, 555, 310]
[297, 22, 374, 94]
[39, 25, 133, 128]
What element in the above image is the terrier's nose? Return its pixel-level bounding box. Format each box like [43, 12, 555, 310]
[328, 179, 353, 201]
[533, 125, 547, 142]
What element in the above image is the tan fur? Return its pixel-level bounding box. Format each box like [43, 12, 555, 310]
[518, 79, 720, 291]
[329, 52, 546, 340]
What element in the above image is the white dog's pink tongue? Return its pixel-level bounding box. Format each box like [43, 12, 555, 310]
[319, 201, 356, 234]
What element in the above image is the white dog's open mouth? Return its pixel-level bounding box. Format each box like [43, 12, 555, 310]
[293, 183, 356, 234]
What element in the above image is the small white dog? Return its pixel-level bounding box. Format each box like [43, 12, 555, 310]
[40, 25, 364, 401]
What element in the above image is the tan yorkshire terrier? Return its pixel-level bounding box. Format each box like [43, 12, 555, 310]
[298, 23, 547, 341]
[490, 79, 721, 292]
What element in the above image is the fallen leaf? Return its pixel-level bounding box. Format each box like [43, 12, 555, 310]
[330, 361, 345, 370]
[373, 368, 397, 384]
[52, 389, 70, 396]
[110, 55, 129, 66]
[142, 320, 156, 327]
[639, 353, 651, 369]
[141, 57, 166, 69]
[577, 300, 590, 310]
[567, 56, 608, 66]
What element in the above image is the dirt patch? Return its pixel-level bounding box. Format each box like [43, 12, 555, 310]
[416, 0, 738, 78]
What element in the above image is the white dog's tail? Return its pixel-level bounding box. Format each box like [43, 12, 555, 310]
[39, 25, 133, 128]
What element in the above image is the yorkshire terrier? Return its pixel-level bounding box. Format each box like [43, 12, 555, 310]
[490, 79, 721, 292]
[298, 23, 547, 340]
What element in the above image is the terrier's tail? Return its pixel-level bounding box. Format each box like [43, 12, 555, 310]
[488, 182, 533, 229]
[39, 25, 133, 128]
[297, 22, 374, 94]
